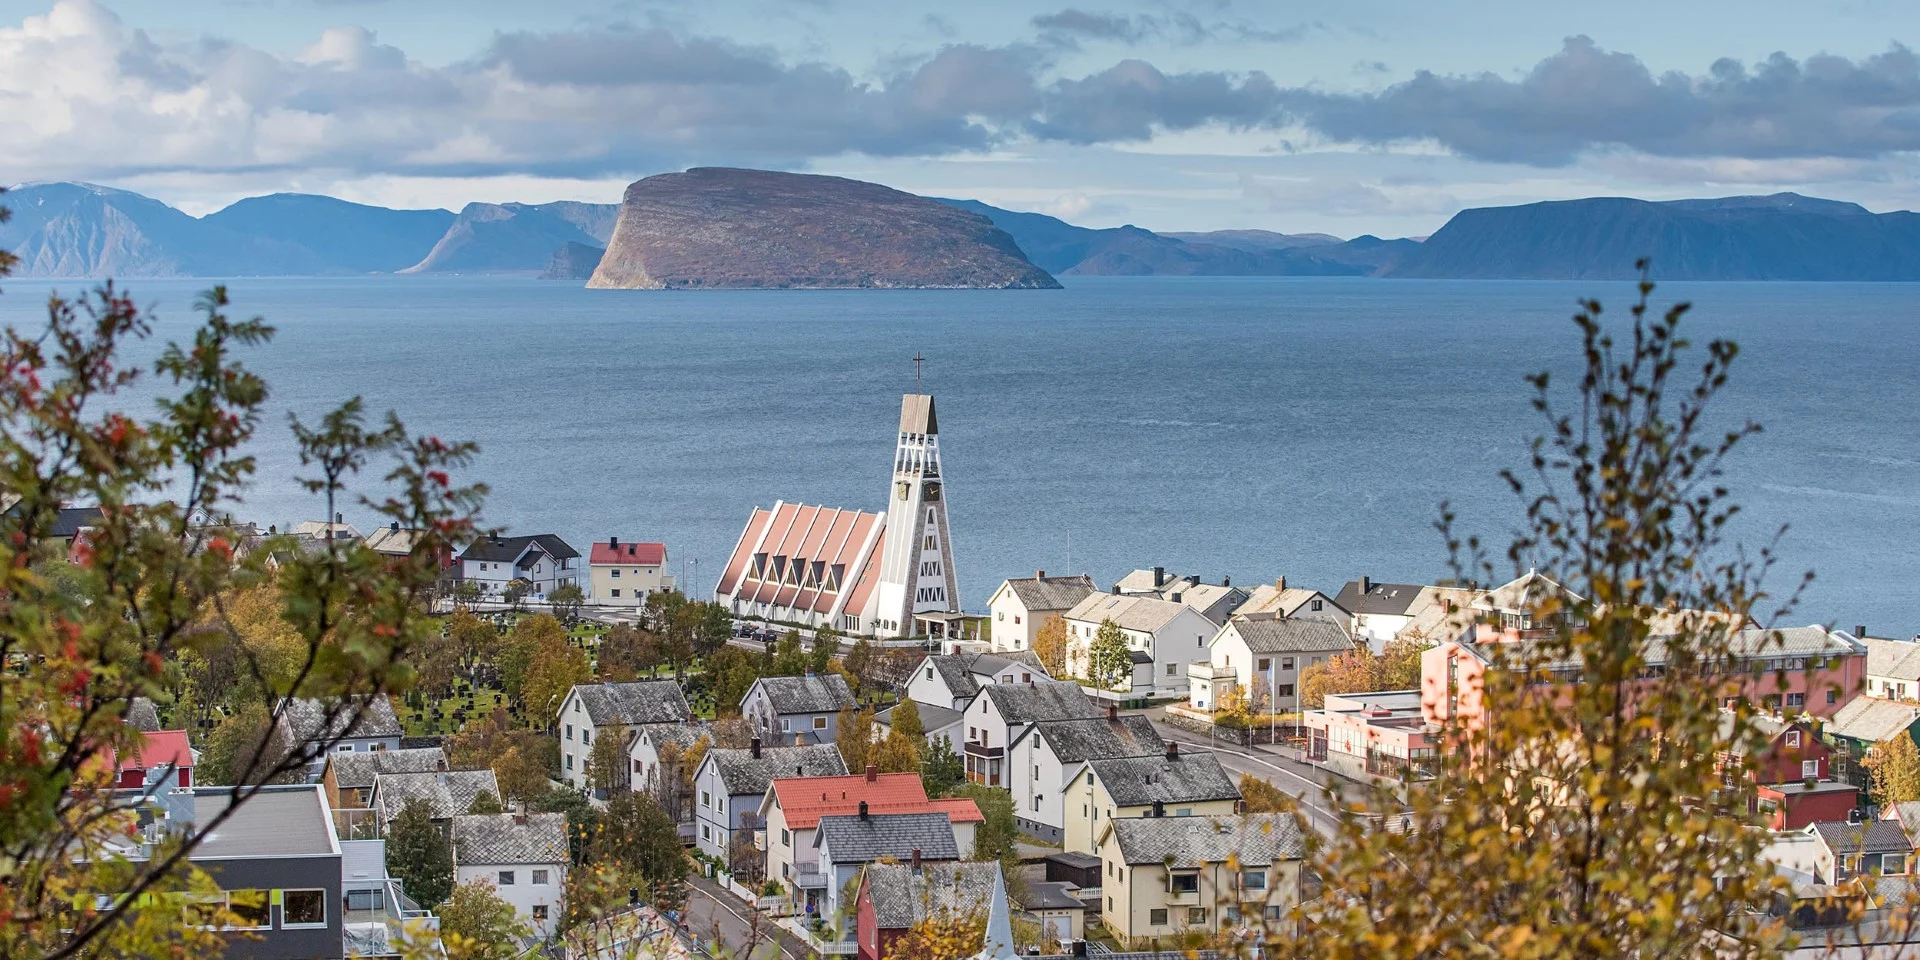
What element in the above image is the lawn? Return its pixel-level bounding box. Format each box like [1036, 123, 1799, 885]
[399, 683, 509, 737]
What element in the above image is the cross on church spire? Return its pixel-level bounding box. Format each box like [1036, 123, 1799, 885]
[912, 352, 925, 390]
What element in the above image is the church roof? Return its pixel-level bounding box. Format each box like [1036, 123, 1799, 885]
[714, 502, 886, 617]
[899, 394, 937, 435]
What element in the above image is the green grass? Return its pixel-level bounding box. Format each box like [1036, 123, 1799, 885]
[399, 686, 508, 737]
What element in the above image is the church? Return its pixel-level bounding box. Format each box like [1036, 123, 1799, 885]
[713, 393, 961, 638]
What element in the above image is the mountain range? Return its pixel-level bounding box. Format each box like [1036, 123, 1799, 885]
[6, 178, 1920, 282]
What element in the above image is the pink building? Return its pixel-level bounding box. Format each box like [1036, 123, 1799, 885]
[1304, 691, 1435, 784]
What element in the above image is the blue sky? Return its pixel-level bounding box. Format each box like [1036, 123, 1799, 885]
[3, 0, 1919, 236]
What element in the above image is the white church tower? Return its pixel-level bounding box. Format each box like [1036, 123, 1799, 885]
[873, 393, 960, 637]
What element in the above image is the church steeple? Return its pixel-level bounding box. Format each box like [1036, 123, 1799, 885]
[874, 392, 959, 636]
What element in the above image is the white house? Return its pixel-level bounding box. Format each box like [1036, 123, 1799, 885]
[692, 739, 846, 862]
[1233, 576, 1348, 622]
[1006, 712, 1164, 844]
[1115, 568, 1248, 625]
[557, 681, 693, 792]
[458, 534, 581, 599]
[1187, 614, 1356, 713]
[958, 681, 1103, 788]
[1865, 634, 1920, 702]
[628, 720, 714, 794]
[1063, 592, 1218, 697]
[756, 770, 983, 917]
[740, 673, 858, 745]
[903, 652, 1052, 713]
[451, 812, 568, 935]
[1333, 576, 1427, 648]
[274, 696, 404, 779]
[986, 572, 1098, 653]
[814, 810, 961, 921]
[588, 538, 674, 606]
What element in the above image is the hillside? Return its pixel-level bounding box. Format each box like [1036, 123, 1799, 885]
[1386, 193, 1920, 280]
[401, 201, 618, 275]
[0, 182, 325, 277]
[202, 194, 454, 274]
[588, 169, 1058, 290]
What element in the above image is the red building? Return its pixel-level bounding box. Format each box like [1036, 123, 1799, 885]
[114, 729, 194, 790]
[854, 860, 1005, 960]
[1756, 780, 1860, 830]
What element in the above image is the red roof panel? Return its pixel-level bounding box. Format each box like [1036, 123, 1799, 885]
[590, 541, 666, 566]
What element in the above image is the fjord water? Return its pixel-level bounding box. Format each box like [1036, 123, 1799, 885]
[2, 275, 1915, 636]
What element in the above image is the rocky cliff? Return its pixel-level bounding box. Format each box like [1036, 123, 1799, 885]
[587, 169, 1059, 290]
[541, 242, 606, 280]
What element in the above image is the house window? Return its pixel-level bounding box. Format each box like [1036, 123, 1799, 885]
[1167, 663, 1177, 676]
[701, 791, 711, 808]
[1278, 684, 1295, 698]
[532, 870, 549, 885]
[813, 716, 828, 730]
[1281, 657, 1294, 671]
[998, 612, 1004, 621]
[1803, 759, 1821, 779]
[565, 725, 573, 741]
[1786, 730, 1802, 747]
[781, 829, 790, 846]
[1032, 794, 1041, 811]
[564, 755, 573, 770]
[226, 890, 271, 930]
[532, 905, 549, 922]
[926, 667, 935, 680]
[1242, 869, 1267, 890]
[1257, 658, 1270, 672]
[498, 871, 515, 886]
[1787, 693, 1806, 708]
[781, 719, 791, 732]
[583, 729, 592, 744]
[1170, 873, 1199, 893]
[1311, 599, 1323, 611]
[1015, 616, 1022, 625]
[1023, 672, 1032, 682]
[283, 889, 326, 927]
[702, 825, 711, 840]
[1149, 908, 1168, 926]
[1187, 908, 1209, 924]
[612, 569, 620, 577]
[337, 744, 354, 752]
[611, 589, 621, 598]
[1829, 690, 1839, 704]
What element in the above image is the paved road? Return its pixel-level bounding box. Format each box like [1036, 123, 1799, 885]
[1148, 717, 1403, 839]
[683, 876, 811, 960]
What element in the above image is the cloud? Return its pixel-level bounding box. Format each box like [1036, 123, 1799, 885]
[1281, 36, 1920, 165]
[0, 0, 1287, 183]
[1239, 173, 1460, 219]
[1031, 7, 1316, 47]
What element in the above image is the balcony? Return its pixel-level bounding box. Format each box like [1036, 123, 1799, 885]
[963, 739, 1003, 760]
[793, 861, 831, 889]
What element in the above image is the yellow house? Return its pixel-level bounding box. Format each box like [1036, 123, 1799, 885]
[1093, 813, 1306, 946]
[1061, 745, 1242, 854]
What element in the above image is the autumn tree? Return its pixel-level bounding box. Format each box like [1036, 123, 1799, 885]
[588, 792, 690, 915]
[522, 632, 591, 730]
[586, 730, 628, 794]
[706, 645, 763, 715]
[890, 697, 926, 742]
[388, 798, 455, 909]
[891, 907, 987, 960]
[951, 783, 1016, 861]
[547, 581, 585, 621]
[1376, 634, 1432, 690]
[843, 637, 877, 694]
[1084, 619, 1133, 691]
[438, 879, 531, 960]
[0, 257, 483, 958]
[596, 622, 650, 681]
[467, 790, 505, 815]
[498, 613, 567, 700]
[810, 624, 841, 673]
[1868, 734, 1920, 806]
[771, 629, 811, 675]
[1290, 273, 1806, 959]
[446, 707, 551, 802]
[197, 701, 287, 786]
[444, 609, 501, 684]
[1031, 617, 1069, 677]
[1298, 648, 1378, 709]
[838, 705, 878, 771]
[873, 728, 921, 773]
[1237, 772, 1295, 813]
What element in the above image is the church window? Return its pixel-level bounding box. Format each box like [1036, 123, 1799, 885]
[925, 535, 937, 550]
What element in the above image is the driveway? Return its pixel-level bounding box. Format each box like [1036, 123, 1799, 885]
[682, 875, 812, 960]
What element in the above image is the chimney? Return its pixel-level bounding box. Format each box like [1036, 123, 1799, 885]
[1036, 569, 1045, 580]
[514, 812, 528, 826]
[390, 521, 400, 532]
[911, 848, 922, 871]
[1360, 575, 1372, 594]
[1275, 576, 1286, 592]
[794, 733, 804, 747]
[335, 512, 343, 525]
[1165, 741, 1179, 761]
[750, 736, 762, 759]
[1110, 585, 1120, 595]
[437, 757, 449, 771]
[1151, 800, 1166, 818]
[1153, 566, 1165, 588]
[1856, 624, 1868, 638]
[865, 764, 877, 782]
[859, 800, 870, 821]
[611, 536, 619, 548]
[629, 887, 641, 906]
[1222, 575, 1230, 588]
[1187, 575, 1200, 587]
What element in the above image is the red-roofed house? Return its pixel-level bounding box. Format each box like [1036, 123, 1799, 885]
[588, 537, 673, 606]
[756, 769, 983, 916]
[116, 729, 195, 791]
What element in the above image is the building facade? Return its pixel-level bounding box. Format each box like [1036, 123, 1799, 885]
[587, 538, 673, 605]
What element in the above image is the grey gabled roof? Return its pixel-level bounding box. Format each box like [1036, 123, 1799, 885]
[125, 697, 161, 732]
[1065, 592, 1192, 633]
[573, 681, 692, 726]
[452, 812, 568, 866]
[926, 655, 985, 700]
[922, 652, 1047, 700]
[638, 721, 713, 753]
[1003, 574, 1099, 613]
[1811, 820, 1914, 856]
[1867, 638, 1920, 682]
[1333, 580, 1425, 617]
[816, 811, 959, 865]
[709, 743, 847, 797]
[1728, 624, 1863, 659]
[1827, 697, 1920, 744]
[981, 681, 1103, 725]
[329, 747, 447, 790]
[1225, 614, 1354, 654]
[460, 534, 579, 563]
[1016, 880, 1089, 912]
[752, 673, 857, 715]
[1026, 715, 1165, 763]
[865, 861, 1002, 929]
[279, 695, 404, 744]
[878, 702, 963, 735]
[1088, 751, 1240, 807]
[373, 769, 500, 823]
[1108, 813, 1305, 867]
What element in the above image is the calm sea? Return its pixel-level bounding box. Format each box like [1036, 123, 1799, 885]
[1, 275, 1915, 637]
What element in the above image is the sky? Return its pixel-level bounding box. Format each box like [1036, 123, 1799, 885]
[3, 0, 1920, 236]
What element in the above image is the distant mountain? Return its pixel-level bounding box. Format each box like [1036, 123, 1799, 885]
[589, 169, 1058, 289]
[1386, 193, 1920, 280]
[936, 198, 1398, 277]
[202, 194, 454, 274]
[542, 242, 605, 280]
[0, 182, 325, 277]
[401, 201, 619, 275]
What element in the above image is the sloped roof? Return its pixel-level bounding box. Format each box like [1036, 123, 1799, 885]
[125, 697, 161, 732]
[460, 534, 579, 563]
[1237, 584, 1345, 619]
[898, 394, 938, 434]
[1003, 574, 1098, 612]
[591, 540, 667, 566]
[1333, 579, 1425, 617]
[710, 743, 848, 797]
[328, 747, 447, 790]
[1064, 592, 1192, 633]
[922, 652, 1044, 700]
[980, 681, 1103, 725]
[878, 702, 963, 736]
[1026, 715, 1165, 763]
[452, 812, 568, 866]
[1727, 625, 1863, 659]
[279, 695, 404, 744]
[374, 769, 501, 823]
[363, 525, 427, 556]
[1812, 820, 1914, 856]
[1225, 614, 1354, 654]
[638, 721, 713, 754]
[1867, 638, 1920, 682]
[194, 786, 337, 859]
[817, 811, 958, 864]
[771, 773, 929, 829]
[119, 730, 193, 773]
[1016, 881, 1088, 912]
[1108, 813, 1305, 867]
[925, 798, 985, 825]
[1827, 697, 1920, 744]
[573, 681, 692, 726]
[865, 861, 1001, 929]
[752, 674, 857, 715]
[1888, 802, 1920, 839]
[1088, 751, 1240, 807]
[1473, 570, 1583, 615]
